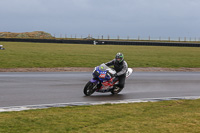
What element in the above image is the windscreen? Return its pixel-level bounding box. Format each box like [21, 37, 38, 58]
[99, 64, 109, 71]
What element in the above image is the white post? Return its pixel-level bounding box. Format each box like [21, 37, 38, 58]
[93, 41, 97, 45]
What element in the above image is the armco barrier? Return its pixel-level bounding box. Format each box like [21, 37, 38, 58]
[1, 38, 200, 47]
[0, 38, 93, 44]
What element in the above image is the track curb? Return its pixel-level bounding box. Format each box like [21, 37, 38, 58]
[1, 96, 200, 112]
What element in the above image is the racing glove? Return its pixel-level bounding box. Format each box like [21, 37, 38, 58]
[113, 73, 118, 77]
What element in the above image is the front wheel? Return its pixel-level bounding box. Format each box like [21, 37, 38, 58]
[83, 81, 97, 96]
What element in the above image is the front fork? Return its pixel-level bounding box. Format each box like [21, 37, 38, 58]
[90, 78, 98, 84]
[90, 78, 102, 90]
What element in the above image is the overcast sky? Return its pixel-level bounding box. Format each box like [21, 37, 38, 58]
[0, 0, 199, 39]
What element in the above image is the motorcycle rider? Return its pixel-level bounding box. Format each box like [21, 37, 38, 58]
[105, 52, 128, 92]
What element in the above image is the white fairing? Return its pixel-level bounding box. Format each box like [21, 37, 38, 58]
[106, 68, 116, 75]
[99, 63, 133, 78]
[126, 68, 133, 78]
[106, 67, 133, 78]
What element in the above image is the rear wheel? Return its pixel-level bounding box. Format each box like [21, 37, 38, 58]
[83, 81, 97, 96]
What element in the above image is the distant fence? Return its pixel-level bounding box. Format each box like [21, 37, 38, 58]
[0, 38, 200, 47]
[53, 34, 200, 41]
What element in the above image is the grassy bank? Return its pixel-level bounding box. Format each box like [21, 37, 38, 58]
[0, 42, 200, 68]
[1, 99, 200, 133]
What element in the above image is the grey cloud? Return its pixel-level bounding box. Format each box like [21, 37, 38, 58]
[0, 0, 200, 39]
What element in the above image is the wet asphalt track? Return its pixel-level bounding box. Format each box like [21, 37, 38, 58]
[0, 72, 200, 107]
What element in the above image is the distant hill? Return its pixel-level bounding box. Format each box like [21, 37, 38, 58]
[0, 31, 54, 38]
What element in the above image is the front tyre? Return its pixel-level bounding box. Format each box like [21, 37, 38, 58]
[83, 81, 97, 96]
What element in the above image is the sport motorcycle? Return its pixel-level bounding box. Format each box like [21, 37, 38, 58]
[83, 63, 133, 96]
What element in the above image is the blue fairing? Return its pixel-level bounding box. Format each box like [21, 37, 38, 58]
[90, 78, 98, 83]
[92, 65, 111, 82]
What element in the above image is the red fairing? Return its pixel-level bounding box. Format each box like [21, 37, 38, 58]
[102, 81, 109, 86]
[100, 78, 117, 89]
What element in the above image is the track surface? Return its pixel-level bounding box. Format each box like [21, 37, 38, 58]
[0, 72, 200, 107]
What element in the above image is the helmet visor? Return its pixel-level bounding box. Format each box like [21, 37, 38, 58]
[116, 58, 121, 61]
[116, 57, 123, 63]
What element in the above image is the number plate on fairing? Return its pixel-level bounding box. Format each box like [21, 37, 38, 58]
[99, 74, 106, 78]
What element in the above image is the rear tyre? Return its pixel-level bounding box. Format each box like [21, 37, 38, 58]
[83, 81, 97, 96]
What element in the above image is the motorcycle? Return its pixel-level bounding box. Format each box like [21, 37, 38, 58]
[0, 45, 5, 50]
[83, 63, 133, 96]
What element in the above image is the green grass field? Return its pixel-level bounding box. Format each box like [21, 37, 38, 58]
[1, 99, 200, 133]
[1, 42, 200, 132]
[0, 42, 200, 68]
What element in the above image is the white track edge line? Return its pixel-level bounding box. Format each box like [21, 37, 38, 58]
[1, 96, 200, 112]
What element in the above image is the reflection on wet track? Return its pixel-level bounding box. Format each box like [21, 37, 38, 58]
[0, 72, 200, 107]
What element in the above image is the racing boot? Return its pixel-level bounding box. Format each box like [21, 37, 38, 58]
[113, 86, 120, 93]
[111, 85, 122, 94]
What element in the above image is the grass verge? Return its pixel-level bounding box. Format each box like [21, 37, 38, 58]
[0, 42, 200, 68]
[1, 99, 200, 133]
